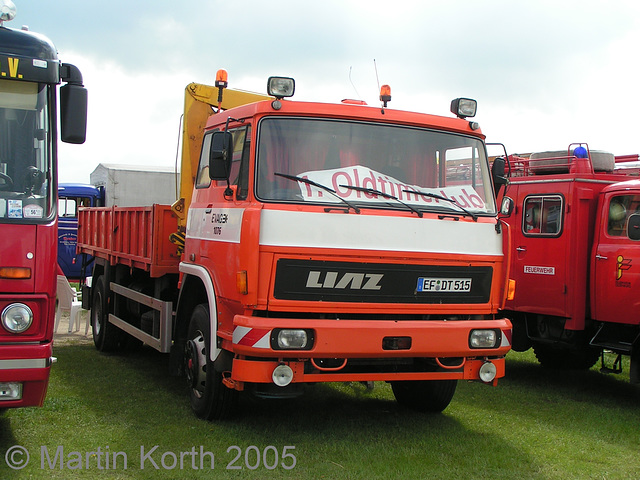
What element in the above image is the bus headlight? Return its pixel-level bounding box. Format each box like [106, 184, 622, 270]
[1, 303, 33, 333]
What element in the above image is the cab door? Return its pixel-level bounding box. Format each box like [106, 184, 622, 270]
[592, 193, 640, 325]
[511, 193, 567, 317]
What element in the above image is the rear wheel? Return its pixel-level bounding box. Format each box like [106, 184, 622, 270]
[184, 303, 237, 420]
[91, 276, 122, 352]
[391, 380, 457, 413]
[533, 342, 600, 370]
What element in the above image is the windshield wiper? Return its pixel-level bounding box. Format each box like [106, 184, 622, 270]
[340, 185, 423, 217]
[274, 172, 360, 213]
[403, 189, 478, 221]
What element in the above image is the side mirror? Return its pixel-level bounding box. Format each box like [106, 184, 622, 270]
[500, 196, 514, 217]
[60, 83, 88, 144]
[628, 214, 640, 241]
[209, 131, 233, 180]
[491, 157, 508, 195]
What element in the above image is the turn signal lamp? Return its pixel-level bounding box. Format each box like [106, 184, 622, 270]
[379, 84, 391, 107]
[0, 267, 31, 279]
[236, 271, 248, 295]
[450, 97, 477, 119]
[267, 76, 295, 99]
[507, 279, 516, 301]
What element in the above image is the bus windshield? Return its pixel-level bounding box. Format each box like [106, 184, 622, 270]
[0, 79, 52, 222]
[255, 117, 496, 216]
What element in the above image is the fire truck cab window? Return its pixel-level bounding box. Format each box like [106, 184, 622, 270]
[523, 195, 563, 236]
[607, 194, 640, 237]
[196, 127, 251, 198]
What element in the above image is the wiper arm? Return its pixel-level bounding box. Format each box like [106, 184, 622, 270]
[274, 172, 360, 213]
[340, 185, 423, 218]
[403, 189, 478, 221]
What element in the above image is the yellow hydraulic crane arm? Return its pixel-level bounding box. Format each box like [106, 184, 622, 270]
[170, 80, 271, 250]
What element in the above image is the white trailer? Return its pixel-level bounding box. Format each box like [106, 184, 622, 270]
[90, 163, 178, 207]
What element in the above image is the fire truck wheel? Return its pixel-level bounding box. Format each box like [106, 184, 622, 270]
[185, 303, 237, 420]
[391, 379, 457, 413]
[91, 276, 121, 352]
[533, 343, 600, 370]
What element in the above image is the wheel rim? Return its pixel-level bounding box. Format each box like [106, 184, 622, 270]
[185, 331, 207, 399]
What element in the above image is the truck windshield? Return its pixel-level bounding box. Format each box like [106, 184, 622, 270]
[0, 79, 53, 223]
[256, 117, 496, 216]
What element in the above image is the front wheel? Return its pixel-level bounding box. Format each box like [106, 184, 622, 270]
[184, 303, 237, 420]
[391, 379, 457, 413]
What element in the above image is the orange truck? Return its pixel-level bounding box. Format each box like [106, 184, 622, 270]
[77, 71, 512, 420]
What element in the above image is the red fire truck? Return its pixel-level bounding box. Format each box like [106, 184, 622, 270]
[0, 2, 87, 409]
[500, 146, 640, 382]
[78, 71, 512, 420]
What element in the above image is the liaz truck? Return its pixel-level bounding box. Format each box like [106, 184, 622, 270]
[499, 145, 640, 382]
[77, 70, 512, 420]
[0, 0, 87, 409]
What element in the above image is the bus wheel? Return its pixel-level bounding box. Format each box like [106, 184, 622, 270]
[184, 303, 237, 420]
[91, 276, 121, 352]
[391, 379, 457, 413]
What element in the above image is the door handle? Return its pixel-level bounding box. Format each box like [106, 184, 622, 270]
[595, 254, 608, 260]
[516, 247, 526, 252]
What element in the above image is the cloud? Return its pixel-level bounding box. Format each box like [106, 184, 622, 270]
[24, 0, 640, 181]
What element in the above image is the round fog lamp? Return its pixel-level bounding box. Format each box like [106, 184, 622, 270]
[1, 303, 33, 333]
[272, 364, 294, 387]
[478, 362, 497, 383]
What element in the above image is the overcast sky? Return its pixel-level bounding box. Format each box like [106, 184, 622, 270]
[14, 0, 640, 183]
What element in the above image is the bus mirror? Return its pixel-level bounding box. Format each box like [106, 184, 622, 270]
[628, 214, 640, 241]
[60, 83, 87, 144]
[209, 131, 233, 180]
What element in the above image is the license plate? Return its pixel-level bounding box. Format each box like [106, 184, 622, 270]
[416, 277, 472, 293]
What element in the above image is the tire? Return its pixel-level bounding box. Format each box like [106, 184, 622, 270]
[91, 276, 122, 352]
[533, 342, 601, 370]
[184, 303, 237, 420]
[391, 379, 457, 413]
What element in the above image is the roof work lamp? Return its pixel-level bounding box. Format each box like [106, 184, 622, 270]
[267, 76, 295, 99]
[450, 97, 477, 119]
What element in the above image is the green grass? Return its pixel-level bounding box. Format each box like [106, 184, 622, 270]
[1, 343, 639, 479]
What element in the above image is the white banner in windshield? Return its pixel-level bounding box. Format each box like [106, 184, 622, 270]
[296, 165, 488, 212]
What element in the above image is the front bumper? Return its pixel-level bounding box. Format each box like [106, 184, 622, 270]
[226, 316, 512, 386]
[0, 342, 53, 408]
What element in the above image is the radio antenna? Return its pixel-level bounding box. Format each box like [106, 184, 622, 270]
[374, 58, 381, 93]
[349, 66, 362, 100]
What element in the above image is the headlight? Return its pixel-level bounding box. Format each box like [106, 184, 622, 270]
[1, 303, 33, 333]
[271, 329, 314, 350]
[469, 329, 500, 349]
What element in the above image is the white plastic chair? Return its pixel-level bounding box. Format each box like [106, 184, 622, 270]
[55, 275, 83, 333]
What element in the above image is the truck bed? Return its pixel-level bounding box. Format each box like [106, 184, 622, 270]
[77, 205, 180, 277]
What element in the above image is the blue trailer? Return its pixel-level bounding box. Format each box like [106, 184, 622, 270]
[58, 183, 104, 279]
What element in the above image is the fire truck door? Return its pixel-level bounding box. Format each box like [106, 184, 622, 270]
[592, 195, 640, 325]
[512, 195, 567, 317]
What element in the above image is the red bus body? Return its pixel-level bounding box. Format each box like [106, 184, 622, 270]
[0, 18, 87, 408]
